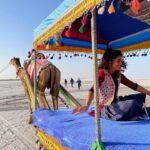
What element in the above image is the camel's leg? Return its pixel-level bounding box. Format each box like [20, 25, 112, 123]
[52, 96, 58, 110]
[37, 91, 50, 109]
[22, 82, 33, 124]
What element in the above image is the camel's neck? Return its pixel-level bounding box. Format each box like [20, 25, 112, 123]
[13, 64, 21, 70]
[11, 63, 23, 78]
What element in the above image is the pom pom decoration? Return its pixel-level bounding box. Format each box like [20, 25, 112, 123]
[65, 22, 72, 37]
[46, 44, 50, 50]
[53, 40, 59, 47]
[65, 28, 71, 37]
[108, 2, 115, 14]
[131, 0, 140, 14]
[81, 16, 87, 25]
[98, 5, 105, 15]
[79, 15, 87, 33]
[47, 37, 53, 44]
[79, 25, 84, 33]
[40, 42, 46, 50]
[54, 34, 60, 40]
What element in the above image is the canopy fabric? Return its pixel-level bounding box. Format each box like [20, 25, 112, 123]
[33, 0, 150, 53]
[33, 0, 80, 39]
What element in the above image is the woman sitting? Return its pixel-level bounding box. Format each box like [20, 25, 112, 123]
[73, 48, 150, 121]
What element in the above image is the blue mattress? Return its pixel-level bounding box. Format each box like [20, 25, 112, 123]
[33, 108, 150, 150]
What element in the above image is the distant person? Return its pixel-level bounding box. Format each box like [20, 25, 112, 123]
[73, 48, 150, 121]
[76, 78, 82, 90]
[70, 78, 74, 87]
[64, 79, 68, 87]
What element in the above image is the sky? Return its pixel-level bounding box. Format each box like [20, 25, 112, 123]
[0, 0, 150, 81]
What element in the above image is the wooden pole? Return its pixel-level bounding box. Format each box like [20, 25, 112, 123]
[34, 51, 37, 110]
[91, 8, 101, 141]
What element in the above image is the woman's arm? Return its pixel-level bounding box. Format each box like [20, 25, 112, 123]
[121, 74, 150, 96]
[85, 91, 94, 108]
[72, 69, 105, 114]
[72, 91, 94, 114]
[136, 85, 150, 96]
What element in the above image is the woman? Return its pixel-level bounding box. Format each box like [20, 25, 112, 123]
[73, 48, 150, 121]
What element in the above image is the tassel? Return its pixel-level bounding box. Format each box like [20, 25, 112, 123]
[81, 16, 87, 25]
[98, 5, 105, 15]
[56, 41, 59, 46]
[47, 37, 53, 44]
[131, 0, 140, 14]
[41, 43, 46, 49]
[54, 34, 60, 40]
[53, 40, 57, 47]
[108, 3, 115, 14]
[58, 41, 64, 46]
[46, 44, 49, 49]
[79, 25, 84, 33]
[65, 29, 71, 37]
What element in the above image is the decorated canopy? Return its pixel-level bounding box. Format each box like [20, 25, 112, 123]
[33, 0, 150, 54]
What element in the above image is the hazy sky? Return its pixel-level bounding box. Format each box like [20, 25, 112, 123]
[0, 0, 150, 80]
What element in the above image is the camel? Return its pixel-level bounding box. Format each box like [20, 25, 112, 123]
[10, 57, 61, 123]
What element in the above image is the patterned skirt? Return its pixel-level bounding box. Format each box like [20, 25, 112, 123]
[101, 93, 146, 121]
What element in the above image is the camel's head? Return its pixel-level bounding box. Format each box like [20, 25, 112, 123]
[37, 53, 45, 59]
[10, 57, 21, 67]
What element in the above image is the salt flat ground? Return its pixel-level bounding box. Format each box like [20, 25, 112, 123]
[0, 80, 150, 150]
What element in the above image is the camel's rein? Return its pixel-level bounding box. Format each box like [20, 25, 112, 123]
[0, 63, 10, 74]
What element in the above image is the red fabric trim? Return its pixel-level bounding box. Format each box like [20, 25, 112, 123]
[88, 103, 104, 117]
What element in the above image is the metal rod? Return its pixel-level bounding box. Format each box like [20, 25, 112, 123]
[91, 8, 101, 141]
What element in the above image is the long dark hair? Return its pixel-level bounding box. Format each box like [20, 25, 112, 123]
[98, 48, 127, 78]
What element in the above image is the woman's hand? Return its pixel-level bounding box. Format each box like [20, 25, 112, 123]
[72, 106, 88, 114]
[136, 85, 150, 96]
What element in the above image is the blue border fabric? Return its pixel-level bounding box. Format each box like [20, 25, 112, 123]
[33, 108, 150, 150]
[48, 37, 107, 50]
[109, 29, 150, 49]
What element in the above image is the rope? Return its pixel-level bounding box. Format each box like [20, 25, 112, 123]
[0, 63, 10, 74]
[58, 96, 69, 108]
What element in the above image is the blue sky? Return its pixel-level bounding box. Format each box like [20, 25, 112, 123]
[0, 0, 150, 80]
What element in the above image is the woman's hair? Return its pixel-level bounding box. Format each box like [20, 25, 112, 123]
[99, 48, 127, 73]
